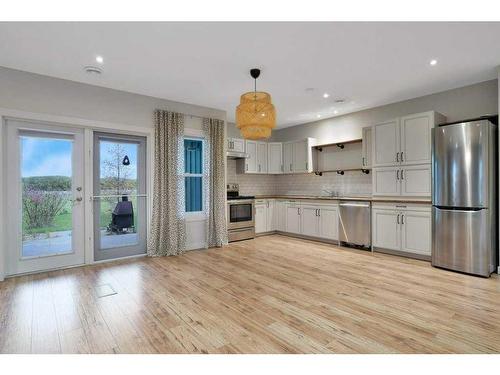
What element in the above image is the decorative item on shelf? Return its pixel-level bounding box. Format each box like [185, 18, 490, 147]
[235, 68, 276, 140]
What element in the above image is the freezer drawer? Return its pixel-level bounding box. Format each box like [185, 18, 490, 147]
[432, 206, 493, 276]
[339, 201, 371, 248]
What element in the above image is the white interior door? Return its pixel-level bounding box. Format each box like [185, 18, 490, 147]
[5, 119, 85, 276]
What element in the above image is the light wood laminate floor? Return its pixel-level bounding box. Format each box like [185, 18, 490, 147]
[1, 235, 500, 354]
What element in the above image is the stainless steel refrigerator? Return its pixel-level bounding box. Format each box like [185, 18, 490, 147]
[432, 117, 498, 277]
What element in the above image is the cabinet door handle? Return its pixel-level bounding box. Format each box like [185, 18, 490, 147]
[246, 164, 248, 171]
[306, 162, 308, 170]
[297, 208, 301, 215]
[397, 213, 400, 224]
[318, 209, 320, 217]
[401, 214, 404, 225]
[290, 163, 292, 172]
[362, 157, 365, 166]
[401, 152, 404, 162]
[396, 170, 399, 180]
[401, 169, 404, 180]
[258, 164, 261, 172]
[396, 152, 399, 162]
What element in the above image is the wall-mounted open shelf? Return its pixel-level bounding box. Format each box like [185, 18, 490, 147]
[314, 168, 370, 176]
[314, 138, 362, 152]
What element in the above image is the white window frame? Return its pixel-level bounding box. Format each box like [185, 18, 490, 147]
[183, 135, 205, 219]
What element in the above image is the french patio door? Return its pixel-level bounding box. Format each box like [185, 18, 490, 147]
[5, 119, 85, 275]
[92, 132, 147, 261]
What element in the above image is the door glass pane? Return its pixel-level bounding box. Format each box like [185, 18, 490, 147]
[98, 140, 139, 249]
[21, 135, 73, 257]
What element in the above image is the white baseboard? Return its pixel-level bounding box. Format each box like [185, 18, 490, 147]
[186, 242, 208, 251]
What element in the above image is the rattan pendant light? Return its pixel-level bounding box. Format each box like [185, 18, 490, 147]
[235, 68, 276, 140]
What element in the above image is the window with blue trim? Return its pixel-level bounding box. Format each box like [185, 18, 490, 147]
[184, 138, 203, 213]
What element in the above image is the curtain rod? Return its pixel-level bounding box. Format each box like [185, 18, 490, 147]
[157, 109, 225, 122]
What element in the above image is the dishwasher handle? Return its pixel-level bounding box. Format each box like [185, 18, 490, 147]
[339, 202, 370, 208]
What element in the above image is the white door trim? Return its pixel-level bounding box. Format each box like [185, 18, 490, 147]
[0, 107, 154, 280]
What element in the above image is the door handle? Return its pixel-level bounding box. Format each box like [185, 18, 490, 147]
[401, 169, 404, 180]
[397, 213, 400, 224]
[396, 170, 399, 180]
[401, 214, 404, 225]
[317, 209, 320, 217]
[290, 163, 292, 172]
[246, 164, 248, 171]
[396, 152, 399, 162]
[297, 208, 301, 215]
[362, 157, 365, 166]
[401, 152, 404, 162]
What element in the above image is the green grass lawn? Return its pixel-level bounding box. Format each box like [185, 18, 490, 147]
[23, 198, 139, 235]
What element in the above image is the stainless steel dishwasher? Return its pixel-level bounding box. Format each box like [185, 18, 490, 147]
[338, 200, 371, 249]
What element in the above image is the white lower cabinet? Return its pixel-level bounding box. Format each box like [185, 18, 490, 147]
[372, 204, 431, 256]
[284, 201, 338, 240]
[300, 205, 319, 237]
[285, 202, 301, 234]
[255, 201, 267, 234]
[400, 210, 432, 255]
[255, 199, 276, 234]
[275, 200, 287, 231]
[318, 205, 339, 240]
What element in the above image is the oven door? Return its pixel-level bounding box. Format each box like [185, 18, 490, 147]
[227, 200, 255, 230]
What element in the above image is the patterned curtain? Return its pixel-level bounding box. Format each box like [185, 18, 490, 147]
[203, 118, 228, 248]
[147, 110, 186, 256]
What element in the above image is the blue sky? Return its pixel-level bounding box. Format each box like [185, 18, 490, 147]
[21, 136, 138, 179]
[21, 136, 73, 177]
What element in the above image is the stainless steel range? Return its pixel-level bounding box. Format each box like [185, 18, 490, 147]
[227, 184, 255, 242]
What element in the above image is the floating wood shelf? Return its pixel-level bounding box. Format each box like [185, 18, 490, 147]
[314, 138, 362, 152]
[313, 168, 370, 176]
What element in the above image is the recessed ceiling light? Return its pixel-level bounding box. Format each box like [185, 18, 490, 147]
[430, 59, 437, 66]
[334, 110, 339, 114]
[323, 93, 330, 98]
[96, 55, 104, 64]
[317, 114, 322, 118]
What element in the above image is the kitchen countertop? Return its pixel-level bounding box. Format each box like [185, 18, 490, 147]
[254, 195, 432, 204]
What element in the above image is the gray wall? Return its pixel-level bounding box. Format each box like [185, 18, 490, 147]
[0, 67, 226, 126]
[258, 79, 497, 145]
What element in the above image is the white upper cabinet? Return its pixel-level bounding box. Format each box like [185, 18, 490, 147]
[283, 142, 294, 173]
[372, 111, 445, 168]
[293, 139, 309, 173]
[244, 140, 258, 173]
[268, 142, 283, 174]
[372, 119, 400, 167]
[361, 126, 372, 168]
[227, 137, 245, 153]
[257, 142, 268, 173]
[372, 167, 401, 196]
[400, 112, 434, 165]
[283, 138, 315, 174]
[400, 164, 432, 196]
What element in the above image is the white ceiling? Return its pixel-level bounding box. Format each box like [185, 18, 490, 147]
[0, 22, 499, 128]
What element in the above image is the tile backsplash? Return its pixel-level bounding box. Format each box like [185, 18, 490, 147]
[227, 159, 372, 196]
